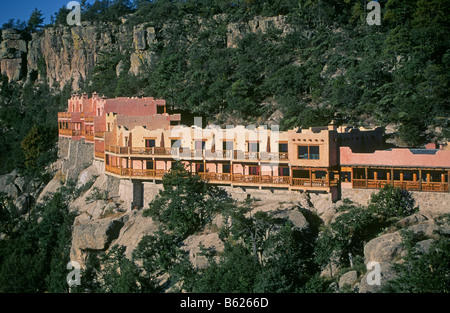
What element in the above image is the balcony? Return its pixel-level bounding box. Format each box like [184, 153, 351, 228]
[95, 151, 105, 159]
[104, 145, 290, 162]
[292, 178, 338, 188]
[105, 165, 167, 178]
[58, 129, 82, 137]
[352, 179, 449, 192]
[85, 133, 95, 142]
[94, 131, 105, 139]
[58, 112, 71, 119]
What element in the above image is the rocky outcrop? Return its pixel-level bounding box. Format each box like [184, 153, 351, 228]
[0, 29, 27, 82]
[71, 216, 125, 266]
[0, 15, 298, 89]
[26, 23, 132, 90]
[364, 232, 405, 264]
[227, 15, 293, 48]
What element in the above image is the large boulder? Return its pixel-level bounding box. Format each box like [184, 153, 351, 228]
[182, 232, 224, 269]
[359, 262, 397, 293]
[111, 210, 158, 260]
[71, 217, 125, 266]
[36, 178, 62, 204]
[0, 172, 20, 198]
[338, 270, 359, 290]
[364, 232, 404, 264]
[275, 207, 309, 231]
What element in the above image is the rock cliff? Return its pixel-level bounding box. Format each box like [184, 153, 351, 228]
[0, 15, 294, 90]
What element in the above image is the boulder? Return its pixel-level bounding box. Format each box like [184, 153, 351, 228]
[36, 178, 62, 204]
[396, 213, 429, 228]
[13, 193, 33, 215]
[359, 262, 397, 293]
[0, 173, 19, 198]
[14, 176, 26, 193]
[182, 232, 224, 269]
[338, 270, 358, 290]
[71, 217, 125, 262]
[76, 165, 98, 189]
[275, 208, 309, 231]
[415, 239, 435, 254]
[364, 232, 404, 264]
[110, 210, 158, 260]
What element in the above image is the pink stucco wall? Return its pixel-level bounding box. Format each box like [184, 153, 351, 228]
[340, 146, 450, 168]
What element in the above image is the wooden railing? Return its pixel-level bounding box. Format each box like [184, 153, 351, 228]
[85, 133, 95, 141]
[58, 112, 71, 119]
[352, 179, 449, 192]
[58, 129, 82, 136]
[105, 146, 290, 162]
[84, 116, 94, 123]
[292, 178, 337, 187]
[95, 151, 104, 159]
[198, 173, 232, 182]
[94, 131, 104, 139]
[104, 165, 295, 186]
[105, 165, 167, 178]
[59, 128, 72, 136]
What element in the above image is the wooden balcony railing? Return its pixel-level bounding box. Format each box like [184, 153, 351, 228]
[94, 131, 104, 139]
[352, 179, 449, 192]
[58, 112, 71, 119]
[59, 128, 72, 136]
[85, 133, 94, 141]
[103, 163, 339, 190]
[84, 116, 94, 123]
[59, 129, 82, 137]
[105, 146, 290, 162]
[292, 178, 338, 188]
[95, 151, 105, 159]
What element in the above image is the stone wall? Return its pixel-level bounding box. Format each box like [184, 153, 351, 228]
[341, 188, 450, 216]
[59, 137, 94, 182]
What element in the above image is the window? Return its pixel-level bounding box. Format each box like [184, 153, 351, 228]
[195, 163, 205, 173]
[171, 139, 181, 148]
[146, 161, 154, 170]
[195, 140, 206, 150]
[298, 146, 308, 159]
[278, 143, 288, 153]
[309, 146, 319, 159]
[157, 105, 165, 114]
[223, 140, 233, 151]
[145, 139, 155, 148]
[248, 142, 259, 152]
[249, 166, 260, 176]
[278, 167, 290, 177]
[298, 146, 320, 160]
[223, 164, 231, 174]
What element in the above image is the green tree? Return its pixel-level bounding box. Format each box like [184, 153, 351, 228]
[190, 242, 262, 293]
[27, 8, 45, 32]
[143, 161, 233, 238]
[368, 184, 417, 219]
[97, 245, 159, 293]
[382, 229, 450, 292]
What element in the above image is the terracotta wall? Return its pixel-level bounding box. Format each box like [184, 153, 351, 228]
[340, 146, 450, 168]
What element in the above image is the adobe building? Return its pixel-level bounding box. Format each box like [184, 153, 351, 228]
[58, 94, 449, 206]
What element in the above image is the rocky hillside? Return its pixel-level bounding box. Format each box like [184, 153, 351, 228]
[2, 140, 448, 293]
[0, 15, 291, 90]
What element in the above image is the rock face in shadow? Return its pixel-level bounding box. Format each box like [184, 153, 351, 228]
[71, 217, 125, 266]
